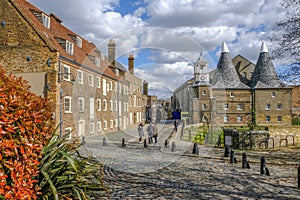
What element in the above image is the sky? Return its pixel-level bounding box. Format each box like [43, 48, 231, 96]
[28, 0, 286, 99]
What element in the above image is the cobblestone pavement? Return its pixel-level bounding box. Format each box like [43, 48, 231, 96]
[81, 123, 300, 200]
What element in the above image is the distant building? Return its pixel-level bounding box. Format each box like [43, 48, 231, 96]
[173, 42, 292, 127]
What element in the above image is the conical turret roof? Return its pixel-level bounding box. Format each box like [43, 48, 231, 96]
[212, 42, 245, 88]
[250, 42, 285, 88]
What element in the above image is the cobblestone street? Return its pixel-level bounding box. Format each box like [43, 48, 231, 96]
[82, 123, 300, 199]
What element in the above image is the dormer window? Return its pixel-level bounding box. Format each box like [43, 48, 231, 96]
[76, 36, 82, 48]
[66, 40, 74, 55]
[95, 57, 100, 67]
[42, 13, 50, 29]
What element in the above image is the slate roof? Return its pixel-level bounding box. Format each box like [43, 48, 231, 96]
[250, 42, 286, 88]
[212, 42, 249, 89]
[12, 0, 124, 82]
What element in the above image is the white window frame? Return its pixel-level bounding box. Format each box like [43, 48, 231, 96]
[95, 57, 100, 67]
[78, 97, 84, 113]
[42, 13, 50, 29]
[277, 103, 282, 110]
[277, 116, 282, 122]
[109, 81, 113, 91]
[97, 121, 102, 131]
[90, 123, 94, 133]
[237, 103, 243, 110]
[103, 99, 107, 111]
[103, 79, 107, 96]
[66, 40, 74, 55]
[265, 103, 271, 110]
[237, 116, 242, 123]
[115, 101, 118, 111]
[77, 70, 83, 84]
[202, 103, 207, 110]
[103, 120, 107, 130]
[230, 92, 234, 97]
[64, 127, 72, 140]
[119, 83, 122, 93]
[63, 65, 71, 81]
[271, 92, 276, 98]
[266, 115, 270, 122]
[110, 120, 114, 129]
[88, 74, 94, 86]
[224, 116, 229, 123]
[96, 77, 101, 88]
[97, 99, 101, 111]
[114, 83, 117, 91]
[110, 100, 113, 111]
[76, 36, 82, 48]
[64, 96, 72, 113]
[90, 98, 94, 119]
[224, 103, 229, 110]
[202, 90, 207, 95]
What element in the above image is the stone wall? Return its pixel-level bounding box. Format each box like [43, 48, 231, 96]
[267, 126, 300, 146]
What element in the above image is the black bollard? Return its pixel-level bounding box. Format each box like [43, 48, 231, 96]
[246, 161, 251, 169]
[260, 156, 266, 175]
[298, 166, 300, 189]
[102, 137, 107, 146]
[224, 146, 230, 157]
[144, 139, 148, 148]
[192, 143, 199, 155]
[230, 149, 235, 164]
[171, 141, 176, 152]
[81, 136, 86, 145]
[265, 167, 270, 176]
[165, 139, 169, 148]
[242, 152, 247, 168]
[121, 138, 126, 147]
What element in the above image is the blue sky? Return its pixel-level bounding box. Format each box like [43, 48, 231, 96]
[28, 0, 287, 99]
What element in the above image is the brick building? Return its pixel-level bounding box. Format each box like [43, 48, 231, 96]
[173, 42, 292, 127]
[0, 0, 146, 138]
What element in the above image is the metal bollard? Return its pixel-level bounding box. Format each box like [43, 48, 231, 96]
[224, 145, 230, 157]
[165, 139, 169, 148]
[242, 152, 247, 168]
[298, 166, 300, 189]
[121, 138, 126, 147]
[81, 136, 86, 145]
[260, 156, 266, 175]
[192, 143, 199, 155]
[144, 139, 148, 148]
[230, 150, 235, 164]
[102, 137, 107, 146]
[171, 141, 176, 152]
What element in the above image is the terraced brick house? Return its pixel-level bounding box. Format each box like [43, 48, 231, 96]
[0, 0, 146, 138]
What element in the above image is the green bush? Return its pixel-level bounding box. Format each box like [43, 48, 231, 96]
[38, 134, 107, 199]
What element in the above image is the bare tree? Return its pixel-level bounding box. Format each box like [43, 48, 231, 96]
[269, 0, 300, 84]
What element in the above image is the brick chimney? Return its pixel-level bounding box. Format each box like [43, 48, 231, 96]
[128, 53, 134, 75]
[108, 39, 116, 66]
[143, 80, 148, 96]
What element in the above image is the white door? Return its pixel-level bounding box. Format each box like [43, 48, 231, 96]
[78, 120, 85, 138]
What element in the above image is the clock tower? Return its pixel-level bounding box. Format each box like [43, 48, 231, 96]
[194, 52, 209, 84]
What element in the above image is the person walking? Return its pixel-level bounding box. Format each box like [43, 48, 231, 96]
[174, 120, 178, 132]
[147, 123, 154, 144]
[137, 123, 144, 143]
[153, 123, 159, 144]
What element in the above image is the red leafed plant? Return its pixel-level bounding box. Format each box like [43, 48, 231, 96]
[0, 68, 54, 199]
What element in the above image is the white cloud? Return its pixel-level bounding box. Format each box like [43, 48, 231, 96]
[28, 0, 288, 99]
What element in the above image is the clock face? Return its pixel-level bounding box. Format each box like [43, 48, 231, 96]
[200, 75, 206, 81]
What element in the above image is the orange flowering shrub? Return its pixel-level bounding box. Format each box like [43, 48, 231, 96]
[0, 69, 54, 199]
